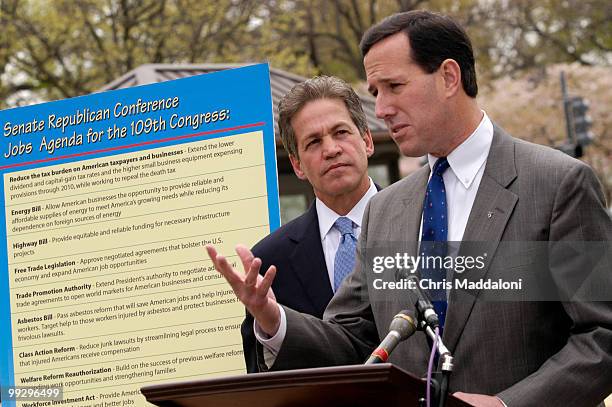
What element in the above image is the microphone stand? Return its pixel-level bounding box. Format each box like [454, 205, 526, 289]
[418, 321, 453, 407]
[406, 274, 454, 407]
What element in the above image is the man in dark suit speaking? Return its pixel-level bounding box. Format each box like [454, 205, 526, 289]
[208, 11, 612, 406]
[240, 76, 378, 372]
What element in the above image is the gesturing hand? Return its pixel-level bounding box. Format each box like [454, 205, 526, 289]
[206, 244, 281, 336]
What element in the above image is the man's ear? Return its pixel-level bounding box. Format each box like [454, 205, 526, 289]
[289, 154, 307, 180]
[363, 129, 374, 158]
[440, 58, 461, 98]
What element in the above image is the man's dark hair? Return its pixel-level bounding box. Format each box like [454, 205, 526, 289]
[360, 11, 478, 97]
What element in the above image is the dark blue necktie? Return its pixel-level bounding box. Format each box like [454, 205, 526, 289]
[333, 217, 357, 292]
[420, 157, 450, 329]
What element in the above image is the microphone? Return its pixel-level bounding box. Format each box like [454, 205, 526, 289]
[396, 269, 440, 330]
[399, 272, 440, 330]
[365, 310, 417, 364]
[410, 275, 440, 330]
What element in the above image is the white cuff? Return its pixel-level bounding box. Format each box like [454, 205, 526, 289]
[496, 396, 508, 407]
[254, 304, 287, 368]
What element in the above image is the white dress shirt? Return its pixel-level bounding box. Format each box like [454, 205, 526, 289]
[317, 180, 378, 290]
[425, 111, 493, 243]
[257, 112, 494, 367]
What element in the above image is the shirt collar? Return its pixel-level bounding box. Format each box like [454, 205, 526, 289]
[427, 111, 494, 188]
[317, 178, 377, 240]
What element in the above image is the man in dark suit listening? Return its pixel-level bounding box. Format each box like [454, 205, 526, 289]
[241, 76, 378, 372]
[209, 11, 612, 406]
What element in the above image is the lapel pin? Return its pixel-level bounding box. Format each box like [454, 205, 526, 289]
[487, 211, 493, 219]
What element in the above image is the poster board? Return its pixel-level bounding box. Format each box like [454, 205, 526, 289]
[0, 63, 279, 406]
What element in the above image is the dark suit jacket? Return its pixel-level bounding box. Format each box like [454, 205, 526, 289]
[266, 126, 612, 406]
[242, 184, 382, 372]
[241, 203, 333, 372]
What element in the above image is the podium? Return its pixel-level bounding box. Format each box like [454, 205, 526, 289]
[141, 364, 470, 407]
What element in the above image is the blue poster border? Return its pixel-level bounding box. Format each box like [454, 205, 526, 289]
[0, 63, 280, 399]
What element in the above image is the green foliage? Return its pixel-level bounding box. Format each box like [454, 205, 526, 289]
[0, 0, 263, 107]
[470, 0, 611, 78]
[0, 0, 609, 110]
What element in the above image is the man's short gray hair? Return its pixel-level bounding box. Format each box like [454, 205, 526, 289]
[278, 75, 369, 158]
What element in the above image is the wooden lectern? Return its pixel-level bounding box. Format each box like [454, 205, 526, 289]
[141, 364, 470, 407]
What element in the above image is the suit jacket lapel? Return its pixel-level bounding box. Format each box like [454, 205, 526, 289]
[444, 126, 519, 351]
[378, 167, 430, 312]
[288, 204, 333, 314]
[401, 166, 430, 257]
